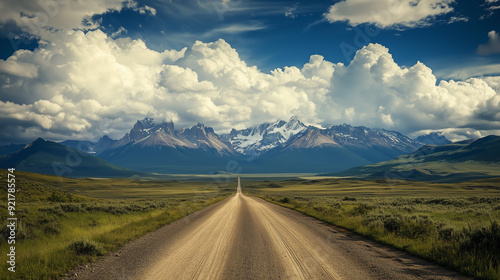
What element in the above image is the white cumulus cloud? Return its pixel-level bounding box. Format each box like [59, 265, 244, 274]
[0, 57, 38, 78]
[0, 30, 499, 144]
[324, 0, 455, 29]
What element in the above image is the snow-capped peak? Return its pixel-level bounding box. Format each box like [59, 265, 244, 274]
[222, 116, 307, 155]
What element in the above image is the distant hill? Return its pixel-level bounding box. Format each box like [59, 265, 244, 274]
[0, 138, 143, 178]
[60, 135, 117, 154]
[326, 135, 500, 182]
[60, 140, 95, 153]
[0, 143, 26, 156]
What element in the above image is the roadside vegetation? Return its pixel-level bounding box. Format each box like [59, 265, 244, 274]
[0, 170, 232, 279]
[244, 178, 500, 280]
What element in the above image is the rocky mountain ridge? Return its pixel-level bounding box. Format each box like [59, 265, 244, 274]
[1, 117, 456, 174]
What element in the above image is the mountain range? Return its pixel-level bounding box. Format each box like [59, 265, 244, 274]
[328, 135, 500, 182]
[97, 119, 236, 173]
[1, 117, 466, 176]
[72, 117, 423, 173]
[221, 116, 308, 156]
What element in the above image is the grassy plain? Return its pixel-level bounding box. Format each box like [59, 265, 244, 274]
[244, 178, 500, 280]
[0, 170, 233, 279]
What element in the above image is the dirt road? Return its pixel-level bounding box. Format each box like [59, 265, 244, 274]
[67, 178, 469, 279]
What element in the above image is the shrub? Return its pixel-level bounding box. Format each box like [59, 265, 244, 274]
[350, 204, 373, 216]
[68, 239, 103, 256]
[329, 202, 342, 209]
[438, 225, 457, 241]
[268, 183, 283, 188]
[313, 205, 327, 212]
[60, 203, 84, 213]
[460, 222, 500, 270]
[47, 192, 70, 202]
[43, 221, 61, 235]
[383, 215, 435, 239]
[383, 215, 403, 233]
[38, 206, 64, 216]
[280, 197, 290, 203]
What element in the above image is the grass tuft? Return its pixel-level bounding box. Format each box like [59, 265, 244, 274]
[68, 239, 103, 256]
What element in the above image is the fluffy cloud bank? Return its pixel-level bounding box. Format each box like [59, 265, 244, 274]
[0, 29, 499, 144]
[324, 0, 455, 28]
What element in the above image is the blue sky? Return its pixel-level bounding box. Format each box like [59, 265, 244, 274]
[2, 0, 499, 76]
[129, 0, 498, 78]
[1, 0, 500, 144]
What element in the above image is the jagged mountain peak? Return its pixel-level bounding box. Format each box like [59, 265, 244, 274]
[221, 117, 308, 155]
[107, 118, 234, 156]
[279, 116, 306, 132]
[156, 121, 176, 134]
[287, 115, 303, 125]
[415, 132, 451, 145]
[99, 135, 112, 141]
[130, 119, 155, 141]
[128, 119, 177, 142]
[93, 135, 117, 154]
[182, 123, 216, 138]
[182, 125, 208, 140]
[137, 117, 155, 129]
